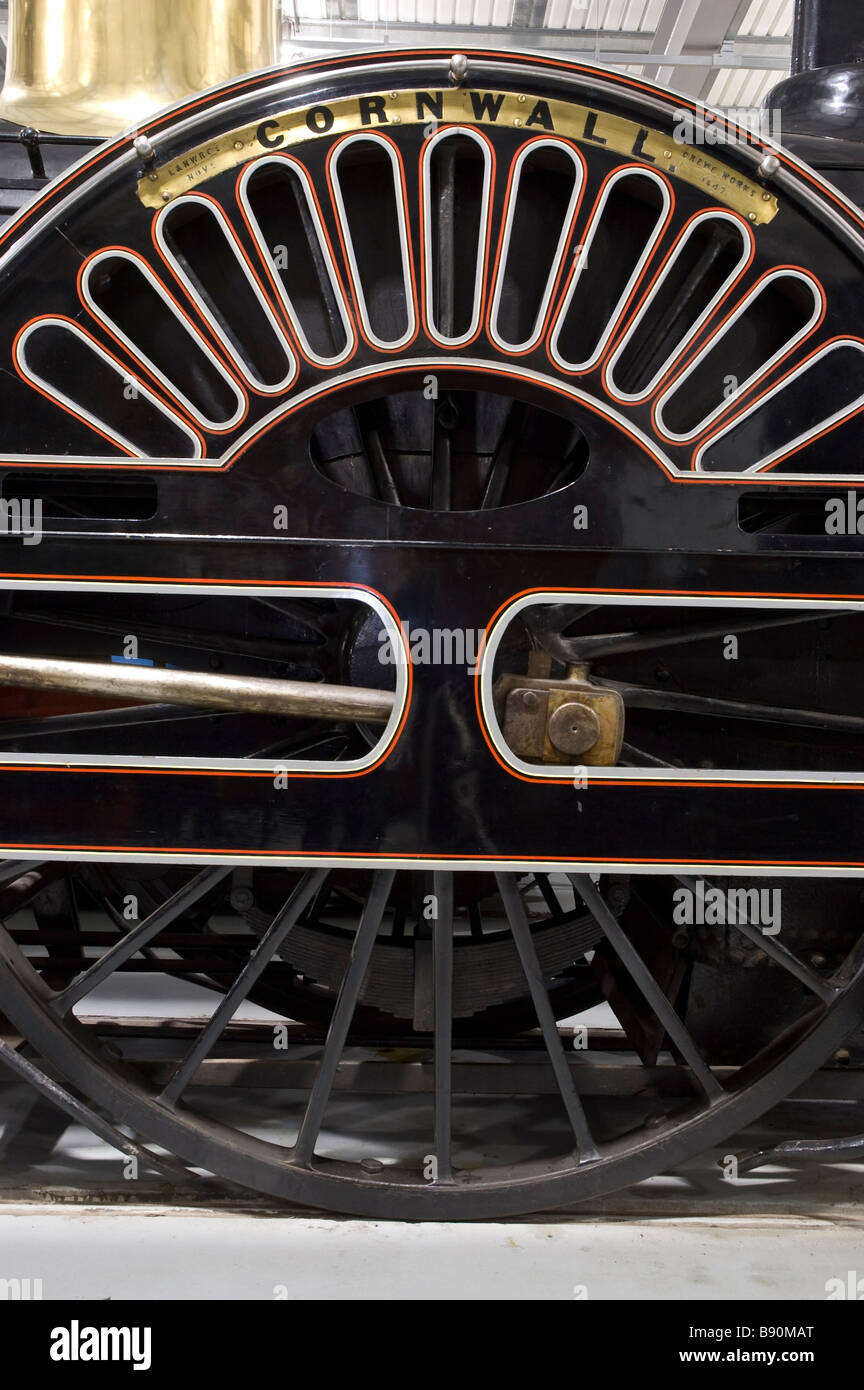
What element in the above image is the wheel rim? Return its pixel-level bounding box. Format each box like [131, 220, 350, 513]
[2, 862, 863, 1219]
[2, 49, 864, 1216]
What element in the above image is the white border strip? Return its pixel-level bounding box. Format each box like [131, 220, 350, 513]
[695, 339, 864, 474]
[238, 155, 355, 366]
[15, 318, 202, 460]
[329, 132, 416, 351]
[489, 138, 584, 354]
[154, 194, 297, 394]
[80, 250, 247, 431]
[655, 269, 824, 443]
[7, 354, 864, 484]
[422, 126, 492, 348]
[1, 847, 860, 875]
[549, 167, 670, 373]
[604, 211, 752, 405]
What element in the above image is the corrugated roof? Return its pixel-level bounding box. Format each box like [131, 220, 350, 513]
[282, 0, 795, 107]
[543, 0, 665, 31]
[706, 65, 782, 110]
[736, 0, 794, 40]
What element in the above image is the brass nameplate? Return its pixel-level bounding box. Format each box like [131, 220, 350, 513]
[138, 87, 779, 224]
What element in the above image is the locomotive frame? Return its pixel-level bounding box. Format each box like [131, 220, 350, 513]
[0, 39, 863, 1219]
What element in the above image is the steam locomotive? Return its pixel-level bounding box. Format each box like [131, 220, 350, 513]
[1, 0, 864, 1219]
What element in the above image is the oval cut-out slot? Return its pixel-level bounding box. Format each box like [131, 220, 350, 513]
[0, 586, 407, 773]
[156, 198, 296, 392]
[241, 158, 351, 363]
[550, 170, 669, 371]
[483, 592, 864, 780]
[657, 271, 821, 440]
[330, 136, 414, 348]
[424, 129, 491, 344]
[738, 493, 852, 533]
[491, 141, 582, 351]
[309, 387, 589, 510]
[607, 214, 750, 400]
[17, 320, 200, 458]
[2, 470, 157, 519]
[82, 253, 245, 429]
[696, 342, 864, 473]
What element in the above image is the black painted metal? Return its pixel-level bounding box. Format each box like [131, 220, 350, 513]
[791, 0, 864, 74]
[0, 47, 863, 1217]
[0, 51, 860, 869]
[769, 0, 864, 201]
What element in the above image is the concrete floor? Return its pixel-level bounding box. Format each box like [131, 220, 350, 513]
[3, 1201, 864, 1300]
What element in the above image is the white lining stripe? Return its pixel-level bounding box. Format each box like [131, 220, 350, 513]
[481, 590, 864, 783]
[604, 210, 752, 404]
[549, 167, 671, 373]
[0, 580, 408, 774]
[655, 269, 824, 443]
[489, 137, 584, 354]
[81, 250, 247, 431]
[329, 132, 416, 351]
[15, 318, 202, 460]
[8, 353, 864, 483]
[238, 155, 355, 367]
[422, 127, 492, 348]
[154, 195, 297, 394]
[695, 339, 864, 473]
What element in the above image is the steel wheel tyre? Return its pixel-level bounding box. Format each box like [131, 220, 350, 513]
[1, 864, 862, 1219]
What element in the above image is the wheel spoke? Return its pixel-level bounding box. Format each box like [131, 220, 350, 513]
[432, 871, 454, 1183]
[570, 874, 726, 1104]
[0, 1038, 195, 1182]
[245, 730, 350, 760]
[562, 609, 836, 662]
[435, 142, 456, 338]
[0, 859, 45, 887]
[468, 900, 483, 939]
[595, 678, 864, 734]
[51, 867, 231, 1016]
[480, 410, 521, 510]
[12, 605, 326, 668]
[534, 872, 563, 917]
[33, 870, 85, 981]
[292, 869, 395, 1165]
[619, 741, 674, 768]
[431, 429, 451, 511]
[366, 429, 402, 506]
[252, 597, 334, 639]
[0, 703, 217, 742]
[543, 454, 582, 495]
[479, 446, 509, 509]
[495, 872, 598, 1160]
[159, 869, 329, 1106]
[521, 605, 600, 662]
[675, 875, 838, 1003]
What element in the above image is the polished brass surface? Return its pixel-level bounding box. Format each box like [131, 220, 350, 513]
[547, 701, 602, 757]
[497, 673, 625, 767]
[0, 0, 282, 137]
[0, 654, 395, 724]
[139, 86, 780, 224]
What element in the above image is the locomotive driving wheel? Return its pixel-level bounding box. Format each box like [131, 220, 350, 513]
[2, 47, 864, 1217]
[2, 861, 864, 1217]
